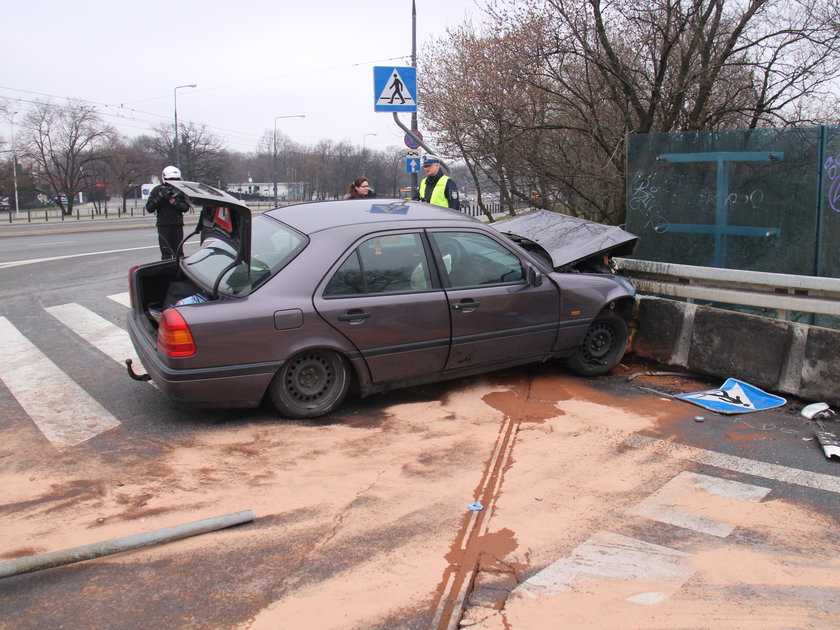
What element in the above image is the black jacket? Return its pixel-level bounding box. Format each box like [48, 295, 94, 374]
[145, 183, 190, 226]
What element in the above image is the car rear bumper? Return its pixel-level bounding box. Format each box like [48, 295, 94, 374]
[127, 314, 280, 407]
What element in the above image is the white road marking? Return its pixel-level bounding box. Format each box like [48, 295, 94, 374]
[626, 434, 840, 494]
[513, 532, 694, 601]
[108, 292, 131, 308]
[630, 471, 771, 537]
[44, 303, 154, 388]
[0, 245, 158, 269]
[0, 316, 121, 448]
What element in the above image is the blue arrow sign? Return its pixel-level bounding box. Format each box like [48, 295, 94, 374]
[374, 66, 417, 112]
[406, 158, 420, 173]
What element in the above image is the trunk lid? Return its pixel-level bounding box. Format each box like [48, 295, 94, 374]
[167, 180, 252, 266]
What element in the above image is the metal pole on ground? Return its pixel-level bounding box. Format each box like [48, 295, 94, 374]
[0, 510, 255, 579]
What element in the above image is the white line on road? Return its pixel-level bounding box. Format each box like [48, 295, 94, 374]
[0, 245, 158, 269]
[630, 471, 771, 537]
[626, 434, 840, 494]
[0, 316, 121, 448]
[108, 292, 131, 308]
[44, 303, 143, 368]
[514, 531, 695, 600]
[44, 303, 154, 388]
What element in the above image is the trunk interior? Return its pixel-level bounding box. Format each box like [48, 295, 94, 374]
[133, 262, 201, 336]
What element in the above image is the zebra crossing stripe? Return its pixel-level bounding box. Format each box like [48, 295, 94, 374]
[629, 471, 771, 537]
[625, 434, 840, 494]
[44, 302, 155, 389]
[45, 302, 145, 371]
[0, 316, 121, 448]
[514, 531, 694, 600]
[108, 292, 131, 308]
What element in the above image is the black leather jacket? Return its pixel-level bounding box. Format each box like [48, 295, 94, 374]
[145, 183, 190, 226]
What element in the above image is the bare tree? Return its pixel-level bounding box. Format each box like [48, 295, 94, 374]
[18, 99, 113, 215]
[103, 135, 157, 213]
[421, 0, 840, 225]
[148, 122, 229, 184]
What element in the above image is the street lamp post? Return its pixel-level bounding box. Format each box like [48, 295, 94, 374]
[10, 112, 19, 216]
[363, 133, 377, 152]
[273, 115, 305, 206]
[362, 133, 377, 175]
[173, 84, 197, 169]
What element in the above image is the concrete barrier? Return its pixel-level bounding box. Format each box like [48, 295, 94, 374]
[630, 296, 840, 406]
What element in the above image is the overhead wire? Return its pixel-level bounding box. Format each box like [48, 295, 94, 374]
[0, 54, 410, 153]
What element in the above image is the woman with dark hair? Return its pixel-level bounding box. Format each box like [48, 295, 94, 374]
[344, 177, 375, 199]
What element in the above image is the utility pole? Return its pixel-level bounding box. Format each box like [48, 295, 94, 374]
[411, 0, 419, 194]
[173, 84, 197, 169]
[10, 112, 20, 215]
[273, 115, 305, 206]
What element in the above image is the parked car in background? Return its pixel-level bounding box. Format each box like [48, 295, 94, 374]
[127, 182, 638, 419]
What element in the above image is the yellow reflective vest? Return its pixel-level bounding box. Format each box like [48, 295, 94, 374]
[419, 175, 452, 208]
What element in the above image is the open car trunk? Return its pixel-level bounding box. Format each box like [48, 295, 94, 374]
[490, 209, 638, 273]
[130, 181, 252, 337]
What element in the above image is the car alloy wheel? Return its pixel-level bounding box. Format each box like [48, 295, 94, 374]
[270, 350, 350, 419]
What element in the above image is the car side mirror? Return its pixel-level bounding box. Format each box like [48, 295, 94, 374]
[528, 265, 543, 287]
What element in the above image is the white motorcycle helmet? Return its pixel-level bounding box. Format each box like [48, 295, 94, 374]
[161, 165, 182, 181]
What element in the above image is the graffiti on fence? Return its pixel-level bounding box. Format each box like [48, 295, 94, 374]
[825, 155, 840, 213]
[726, 189, 765, 209]
[628, 172, 670, 231]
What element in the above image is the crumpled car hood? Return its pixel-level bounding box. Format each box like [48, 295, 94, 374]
[490, 209, 638, 270]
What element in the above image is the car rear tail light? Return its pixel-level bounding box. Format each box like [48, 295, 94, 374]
[128, 266, 138, 308]
[157, 309, 196, 357]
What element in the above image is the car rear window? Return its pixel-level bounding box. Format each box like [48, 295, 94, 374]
[183, 215, 306, 296]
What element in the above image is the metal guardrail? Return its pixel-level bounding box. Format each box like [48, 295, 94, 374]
[613, 258, 840, 319]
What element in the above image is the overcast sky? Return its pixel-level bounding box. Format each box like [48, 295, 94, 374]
[2, 0, 487, 155]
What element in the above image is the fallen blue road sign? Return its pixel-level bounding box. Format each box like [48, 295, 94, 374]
[675, 378, 787, 414]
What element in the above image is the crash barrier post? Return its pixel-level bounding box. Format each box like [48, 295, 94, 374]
[615, 258, 840, 406]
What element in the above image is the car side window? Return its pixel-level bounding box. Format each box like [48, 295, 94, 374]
[431, 231, 524, 289]
[323, 233, 432, 297]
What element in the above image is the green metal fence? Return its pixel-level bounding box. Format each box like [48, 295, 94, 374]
[626, 126, 840, 280]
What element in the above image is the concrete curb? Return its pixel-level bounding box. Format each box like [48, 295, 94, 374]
[631, 295, 840, 406]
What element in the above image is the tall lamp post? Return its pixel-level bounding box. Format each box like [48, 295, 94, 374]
[10, 112, 20, 215]
[173, 83, 197, 169]
[362, 133, 377, 176]
[273, 114, 305, 205]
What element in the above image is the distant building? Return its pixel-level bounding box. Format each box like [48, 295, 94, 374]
[226, 182, 306, 201]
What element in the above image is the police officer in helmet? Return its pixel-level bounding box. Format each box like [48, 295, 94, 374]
[145, 166, 190, 260]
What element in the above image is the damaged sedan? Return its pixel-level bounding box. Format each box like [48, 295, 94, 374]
[126, 182, 638, 419]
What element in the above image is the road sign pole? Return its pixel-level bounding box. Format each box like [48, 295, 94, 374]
[411, 1, 418, 194]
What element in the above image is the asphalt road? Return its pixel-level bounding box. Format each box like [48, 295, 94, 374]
[0, 227, 838, 629]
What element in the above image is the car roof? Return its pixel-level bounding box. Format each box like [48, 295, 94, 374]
[263, 199, 479, 234]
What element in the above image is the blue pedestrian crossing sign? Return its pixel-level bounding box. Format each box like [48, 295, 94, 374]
[675, 378, 787, 414]
[374, 66, 417, 112]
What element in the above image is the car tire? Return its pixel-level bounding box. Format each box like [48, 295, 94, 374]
[567, 310, 628, 377]
[269, 350, 350, 419]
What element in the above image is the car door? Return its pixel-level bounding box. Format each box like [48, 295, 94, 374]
[313, 231, 451, 383]
[428, 230, 560, 371]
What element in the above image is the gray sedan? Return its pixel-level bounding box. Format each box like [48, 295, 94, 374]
[127, 182, 637, 418]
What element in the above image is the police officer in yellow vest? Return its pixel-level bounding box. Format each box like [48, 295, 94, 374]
[416, 155, 460, 210]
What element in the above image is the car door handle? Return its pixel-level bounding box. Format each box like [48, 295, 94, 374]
[337, 310, 372, 322]
[452, 300, 480, 311]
